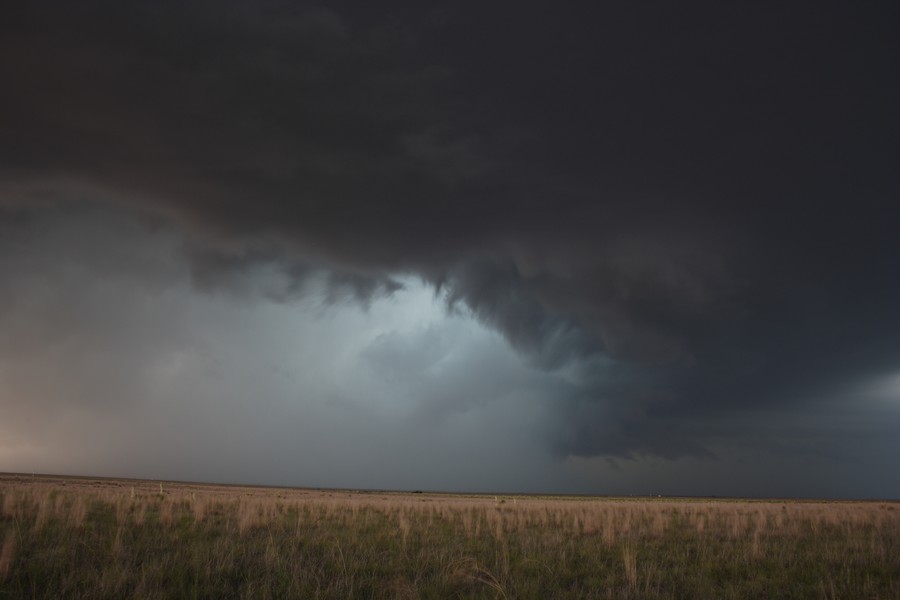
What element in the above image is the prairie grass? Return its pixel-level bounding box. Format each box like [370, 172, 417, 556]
[0, 475, 898, 598]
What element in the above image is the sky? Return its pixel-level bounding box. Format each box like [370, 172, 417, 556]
[1, 1, 899, 498]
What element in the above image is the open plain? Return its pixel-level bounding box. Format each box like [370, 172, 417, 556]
[1, 473, 898, 599]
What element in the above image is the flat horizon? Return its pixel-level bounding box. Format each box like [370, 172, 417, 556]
[4, 472, 897, 504]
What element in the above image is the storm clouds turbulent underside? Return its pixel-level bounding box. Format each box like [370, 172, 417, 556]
[1, 1, 899, 496]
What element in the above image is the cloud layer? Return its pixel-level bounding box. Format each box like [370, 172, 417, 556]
[1, 1, 899, 496]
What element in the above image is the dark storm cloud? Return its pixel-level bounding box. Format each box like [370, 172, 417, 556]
[2, 0, 899, 466]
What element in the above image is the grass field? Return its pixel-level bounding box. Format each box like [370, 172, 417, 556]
[1, 474, 898, 599]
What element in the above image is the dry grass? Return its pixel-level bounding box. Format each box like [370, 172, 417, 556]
[0, 474, 899, 598]
[0, 529, 15, 582]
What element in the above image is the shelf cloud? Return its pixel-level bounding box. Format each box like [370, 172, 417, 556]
[1, 1, 898, 496]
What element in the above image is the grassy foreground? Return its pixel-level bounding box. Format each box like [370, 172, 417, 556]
[1, 475, 898, 599]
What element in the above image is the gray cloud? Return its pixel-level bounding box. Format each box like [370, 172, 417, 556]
[1, 1, 899, 496]
[0, 203, 575, 491]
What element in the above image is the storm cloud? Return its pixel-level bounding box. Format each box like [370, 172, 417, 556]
[1, 1, 899, 496]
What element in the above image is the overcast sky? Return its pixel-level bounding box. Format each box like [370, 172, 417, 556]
[1, 1, 899, 498]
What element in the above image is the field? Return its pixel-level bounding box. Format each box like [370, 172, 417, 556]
[1, 474, 898, 599]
